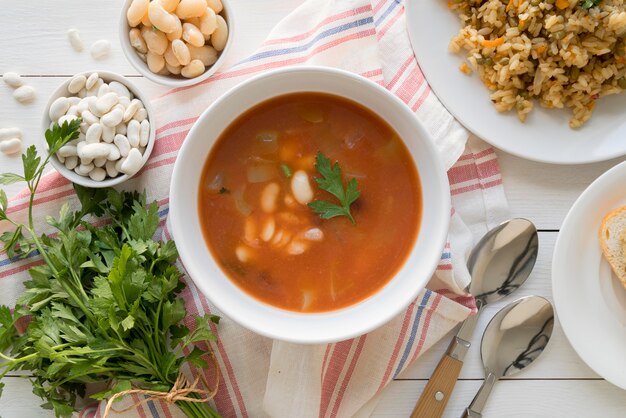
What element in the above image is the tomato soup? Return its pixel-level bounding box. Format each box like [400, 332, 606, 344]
[198, 93, 421, 312]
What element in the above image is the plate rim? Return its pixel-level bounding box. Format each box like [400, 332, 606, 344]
[405, 0, 626, 165]
[552, 159, 626, 390]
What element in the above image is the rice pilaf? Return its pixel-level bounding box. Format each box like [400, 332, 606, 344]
[448, 0, 626, 128]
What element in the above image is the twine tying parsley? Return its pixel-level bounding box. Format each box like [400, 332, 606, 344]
[102, 350, 220, 418]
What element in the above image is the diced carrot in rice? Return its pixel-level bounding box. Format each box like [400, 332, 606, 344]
[459, 62, 472, 75]
[481, 37, 504, 48]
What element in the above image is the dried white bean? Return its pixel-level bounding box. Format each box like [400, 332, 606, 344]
[80, 122, 89, 134]
[2, 72, 22, 88]
[48, 97, 70, 121]
[105, 143, 121, 161]
[86, 79, 103, 97]
[127, 0, 150, 27]
[129, 28, 148, 54]
[77, 88, 86, 98]
[123, 99, 141, 122]
[199, 7, 217, 35]
[68, 96, 81, 106]
[260, 217, 276, 242]
[212, 15, 228, 52]
[64, 156, 78, 170]
[0, 128, 23, 141]
[181, 59, 205, 78]
[95, 92, 119, 114]
[303, 228, 324, 241]
[149, 2, 179, 34]
[120, 148, 143, 175]
[65, 28, 84, 52]
[89, 167, 106, 181]
[0, 138, 22, 155]
[57, 145, 78, 158]
[291, 171, 314, 205]
[101, 109, 124, 128]
[139, 120, 150, 147]
[79, 143, 110, 160]
[127, 120, 141, 147]
[102, 125, 115, 143]
[133, 107, 148, 122]
[58, 155, 66, 164]
[116, 123, 128, 136]
[97, 83, 110, 98]
[86, 123, 103, 143]
[235, 245, 250, 263]
[182, 23, 204, 47]
[58, 114, 79, 125]
[109, 81, 131, 99]
[261, 183, 280, 213]
[68, 75, 87, 94]
[115, 157, 126, 172]
[86, 73, 99, 90]
[188, 45, 217, 67]
[118, 96, 131, 109]
[94, 157, 107, 168]
[80, 110, 98, 126]
[176, 0, 207, 19]
[74, 165, 91, 176]
[113, 134, 131, 158]
[66, 105, 80, 117]
[13, 85, 35, 104]
[105, 160, 119, 178]
[206, 0, 223, 13]
[90, 40, 111, 60]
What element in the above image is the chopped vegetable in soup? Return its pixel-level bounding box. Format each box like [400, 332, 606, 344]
[198, 93, 421, 312]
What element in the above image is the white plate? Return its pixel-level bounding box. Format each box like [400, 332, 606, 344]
[405, 0, 626, 164]
[553, 160, 626, 389]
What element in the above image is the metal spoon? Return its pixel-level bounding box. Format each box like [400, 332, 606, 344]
[411, 218, 538, 418]
[462, 296, 554, 418]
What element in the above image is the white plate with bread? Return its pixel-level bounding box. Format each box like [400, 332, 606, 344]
[553, 161, 626, 389]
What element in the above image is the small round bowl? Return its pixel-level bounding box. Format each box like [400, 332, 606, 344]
[42, 71, 156, 188]
[170, 67, 451, 344]
[119, 0, 235, 87]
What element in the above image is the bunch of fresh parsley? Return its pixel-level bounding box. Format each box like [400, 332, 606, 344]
[0, 121, 221, 418]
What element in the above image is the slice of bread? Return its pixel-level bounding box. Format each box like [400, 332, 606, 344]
[599, 206, 626, 291]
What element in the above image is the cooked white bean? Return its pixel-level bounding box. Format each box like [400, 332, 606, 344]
[181, 59, 205, 78]
[199, 7, 217, 35]
[13, 85, 35, 103]
[147, 51, 166, 73]
[244, 217, 257, 244]
[114, 134, 131, 157]
[133, 107, 148, 122]
[89, 167, 106, 181]
[102, 124, 115, 143]
[182, 23, 205, 47]
[120, 148, 143, 175]
[64, 156, 78, 170]
[2, 72, 22, 88]
[127, 0, 150, 27]
[101, 108, 124, 128]
[291, 170, 314, 205]
[93, 157, 107, 168]
[206, 0, 223, 13]
[127, 120, 141, 147]
[212, 15, 228, 51]
[166, 63, 182, 74]
[188, 45, 217, 66]
[58, 114, 79, 125]
[57, 145, 77, 158]
[79, 143, 110, 160]
[142, 27, 168, 55]
[166, 17, 183, 41]
[139, 120, 150, 147]
[95, 92, 119, 114]
[105, 160, 119, 177]
[123, 99, 141, 122]
[116, 123, 128, 136]
[164, 44, 180, 66]
[49, 97, 70, 121]
[286, 240, 307, 256]
[0, 138, 22, 155]
[171, 39, 191, 65]
[303, 228, 324, 242]
[68, 75, 87, 94]
[85, 123, 103, 143]
[0, 128, 22, 141]
[159, 0, 180, 12]
[260, 217, 276, 242]
[149, 2, 179, 33]
[129, 28, 148, 54]
[235, 245, 251, 263]
[261, 182, 280, 213]
[176, 0, 207, 19]
[90, 40, 111, 59]
[86, 73, 99, 90]
[109, 81, 131, 99]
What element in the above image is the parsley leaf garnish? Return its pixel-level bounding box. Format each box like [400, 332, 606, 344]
[581, 0, 602, 9]
[308, 151, 360, 224]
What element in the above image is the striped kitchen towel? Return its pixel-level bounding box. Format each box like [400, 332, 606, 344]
[0, 0, 509, 417]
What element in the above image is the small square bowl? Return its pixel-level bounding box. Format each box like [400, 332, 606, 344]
[119, 0, 235, 87]
[42, 71, 156, 188]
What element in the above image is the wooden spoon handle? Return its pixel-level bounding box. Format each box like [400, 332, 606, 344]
[410, 354, 463, 418]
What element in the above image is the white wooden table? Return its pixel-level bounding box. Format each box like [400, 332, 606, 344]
[1, 1, 625, 417]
